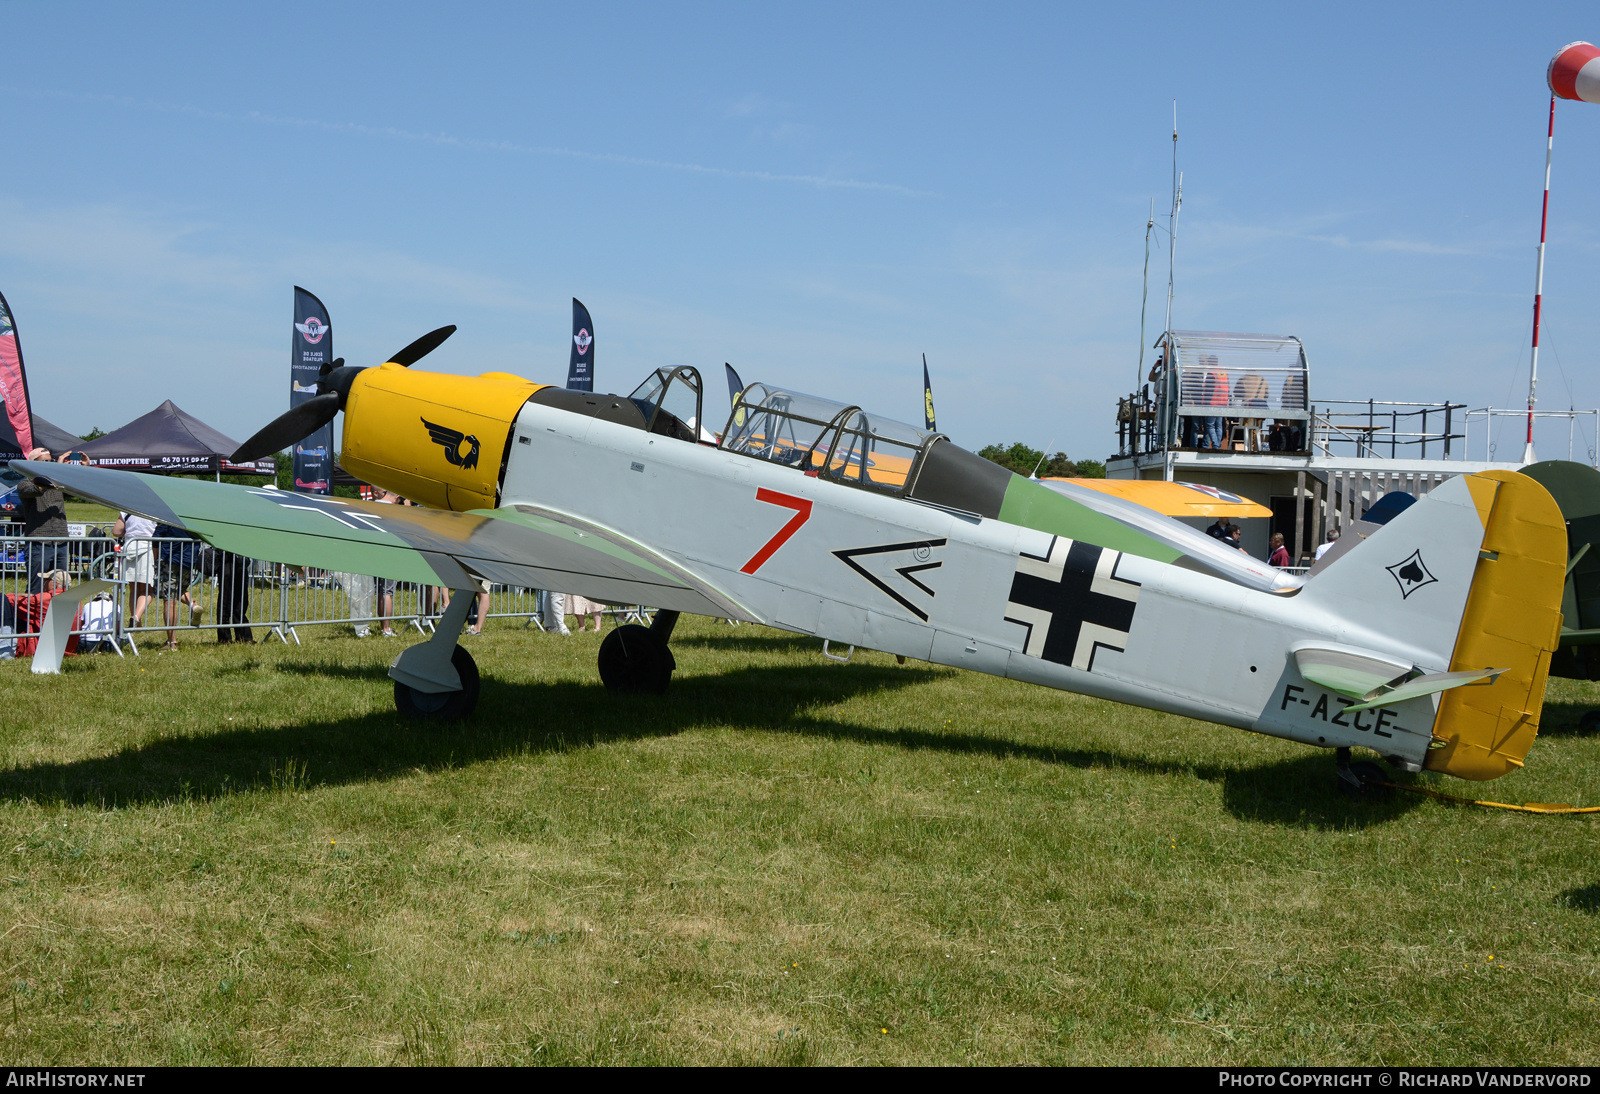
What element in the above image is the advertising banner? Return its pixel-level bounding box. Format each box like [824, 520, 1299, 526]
[0, 291, 35, 461]
[568, 297, 594, 391]
[922, 354, 937, 432]
[291, 286, 334, 493]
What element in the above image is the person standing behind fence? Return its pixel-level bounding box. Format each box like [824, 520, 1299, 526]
[567, 594, 606, 633]
[153, 522, 200, 651]
[207, 548, 254, 645]
[466, 582, 492, 636]
[372, 489, 399, 636]
[539, 590, 572, 636]
[113, 510, 156, 628]
[17, 448, 67, 593]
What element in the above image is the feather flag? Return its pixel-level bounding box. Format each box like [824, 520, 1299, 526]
[922, 354, 936, 432]
[291, 286, 334, 494]
[0, 291, 35, 460]
[568, 298, 594, 391]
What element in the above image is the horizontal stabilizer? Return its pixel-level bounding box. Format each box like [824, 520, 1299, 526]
[1294, 645, 1505, 711]
[1344, 668, 1506, 713]
[1293, 645, 1412, 699]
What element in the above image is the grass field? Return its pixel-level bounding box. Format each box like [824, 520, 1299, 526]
[0, 615, 1596, 1065]
[64, 502, 118, 525]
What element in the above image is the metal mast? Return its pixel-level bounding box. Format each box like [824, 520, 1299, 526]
[1163, 103, 1182, 338]
[1525, 95, 1556, 465]
[1137, 197, 1155, 392]
[1162, 104, 1182, 482]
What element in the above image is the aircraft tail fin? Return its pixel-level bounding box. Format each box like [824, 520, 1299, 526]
[1299, 471, 1566, 780]
[1425, 471, 1566, 779]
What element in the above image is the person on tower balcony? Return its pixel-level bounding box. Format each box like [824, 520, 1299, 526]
[1198, 356, 1229, 450]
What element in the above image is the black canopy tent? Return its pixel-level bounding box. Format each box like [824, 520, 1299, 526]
[0, 411, 87, 463]
[330, 461, 367, 488]
[77, 400, 274, 476]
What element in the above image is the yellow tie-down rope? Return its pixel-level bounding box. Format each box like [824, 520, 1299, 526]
[1381, 782, 1600, 814]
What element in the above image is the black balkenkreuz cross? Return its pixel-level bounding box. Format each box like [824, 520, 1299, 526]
[1004, 536, 1141, 672]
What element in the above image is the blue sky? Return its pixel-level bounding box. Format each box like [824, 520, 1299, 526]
[4, 2, 1600, 464]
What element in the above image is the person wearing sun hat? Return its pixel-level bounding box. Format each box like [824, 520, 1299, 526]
[17, 447, 68, 593]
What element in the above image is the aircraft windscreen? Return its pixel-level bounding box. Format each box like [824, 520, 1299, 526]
[721, 384, 934, 492]
[722, 385, 842, 468]
[627, 367, 703, 442]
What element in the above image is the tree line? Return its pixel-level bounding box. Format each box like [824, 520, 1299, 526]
[977, 443, 1105, 479]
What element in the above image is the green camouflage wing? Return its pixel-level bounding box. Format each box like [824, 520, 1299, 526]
[12, 461, 751, 619]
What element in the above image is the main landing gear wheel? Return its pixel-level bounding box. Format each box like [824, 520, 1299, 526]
[1334, 748, 1393, 800]
[598, 624, 674, 694]
[394, 645, 480, 720]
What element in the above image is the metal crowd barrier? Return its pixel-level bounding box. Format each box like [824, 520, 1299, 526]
[0, 535, 654, 659]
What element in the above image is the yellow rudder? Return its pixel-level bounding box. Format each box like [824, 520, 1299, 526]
[1425, 470, 1567, 780]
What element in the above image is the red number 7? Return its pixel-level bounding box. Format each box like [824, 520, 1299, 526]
[740, 488, 813, 574]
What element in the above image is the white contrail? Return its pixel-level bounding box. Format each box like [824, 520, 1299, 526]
[17, 87, 931, 198]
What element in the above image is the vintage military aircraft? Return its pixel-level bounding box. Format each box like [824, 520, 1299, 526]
[4, 327, 1567, 791]
[1519, 461, 1600, 681]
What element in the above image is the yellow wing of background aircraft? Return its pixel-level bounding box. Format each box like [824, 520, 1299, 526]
[1046, 478, 1272, 519]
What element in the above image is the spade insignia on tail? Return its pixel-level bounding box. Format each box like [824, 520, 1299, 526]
[1385, 549, 1438, 599]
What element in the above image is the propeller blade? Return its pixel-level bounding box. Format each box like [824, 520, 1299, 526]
[386, 325, 457, 368]
[318, 356, 345, 379]
[230, 392, 342, 463]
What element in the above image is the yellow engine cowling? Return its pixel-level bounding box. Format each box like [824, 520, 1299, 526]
[340, 364, 547, 511]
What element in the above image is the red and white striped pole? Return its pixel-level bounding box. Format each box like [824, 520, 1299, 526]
[1525, 94, 1554, 465]
[1526, 41, 1600, 464]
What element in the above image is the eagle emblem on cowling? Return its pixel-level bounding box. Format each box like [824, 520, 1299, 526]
[422, 418, 480, 471]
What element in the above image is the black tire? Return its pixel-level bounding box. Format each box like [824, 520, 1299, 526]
[598, 624, 672, 694]
[1336, 759, 1392, 800]
[394, 645, 480, 721]
[1579, 709, 1600, 735]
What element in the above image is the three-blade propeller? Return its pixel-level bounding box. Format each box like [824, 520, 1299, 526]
[230, 325, 457, 464]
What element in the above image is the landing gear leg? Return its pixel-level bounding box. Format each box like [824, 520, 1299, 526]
[598, 609, 677, 694]
[389, 587, 480, 720]
[1334, 746, 1392, 800]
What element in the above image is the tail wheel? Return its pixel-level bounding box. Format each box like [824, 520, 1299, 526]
[1336, 759, 1392, 800]
[599, 624, 672, 694]
[394, 645, 480, 720]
